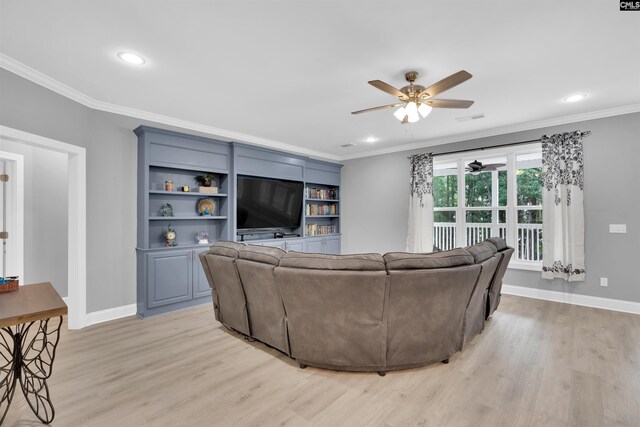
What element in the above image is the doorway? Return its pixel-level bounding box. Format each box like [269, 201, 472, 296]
[0, 126, 86, 329]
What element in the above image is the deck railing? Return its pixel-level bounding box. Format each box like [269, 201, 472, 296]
[433, 223, 542, 262]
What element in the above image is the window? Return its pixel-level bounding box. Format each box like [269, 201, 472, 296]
[433, 144, 543, 268]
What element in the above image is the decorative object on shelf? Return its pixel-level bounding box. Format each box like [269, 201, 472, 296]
[164, 180, 174, 191]
[196, 198, 217, 216]
[158, 203, 174, 217]
[198, 186, 218, 194]
[0, 276, 19, 293]
[196, 231, 210, 245]
[181, 185, 190, 192]
[195, 174, 214, 187]
[165, 225, 177, 247]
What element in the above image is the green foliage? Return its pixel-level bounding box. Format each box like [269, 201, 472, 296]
[433, 175, 457, 207]
[517, 168, 542, 206]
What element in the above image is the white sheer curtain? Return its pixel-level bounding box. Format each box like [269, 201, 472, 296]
[406, 153, 434, 252]
[541, 131, 589, 281]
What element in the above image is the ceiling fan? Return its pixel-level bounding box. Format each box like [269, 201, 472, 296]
[351, 70, 474, 123]
[465, 160, 506, 173]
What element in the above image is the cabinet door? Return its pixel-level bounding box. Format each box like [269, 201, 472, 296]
[287, 240, 304, 252]
[193, 249, 212, 298]
[306, 238, 324, 253]
[146, 250, 193, 309]
[324, 236, 341, 255]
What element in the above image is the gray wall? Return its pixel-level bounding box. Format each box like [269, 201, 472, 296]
[0, 140, 68, 296]
[342, 112, 640, 303]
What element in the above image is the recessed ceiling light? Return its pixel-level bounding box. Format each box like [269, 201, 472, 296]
[364, 136, 377, 143]
[117, 52, 146, 65]
[563, 94, 587, 103]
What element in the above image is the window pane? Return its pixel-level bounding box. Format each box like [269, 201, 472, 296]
[434, 210, 456, 223]
[465, 210, 492, 223]
[498, 170, 507, 207]
[516, 153, 542, 206]
[517, 209, 542, 224]
[465, 172, 492, 207]
[498, 209, 506, 223]
[433, 174, 458, 208]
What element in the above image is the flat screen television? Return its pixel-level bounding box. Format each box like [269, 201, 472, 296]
[236, 175, 304, 231]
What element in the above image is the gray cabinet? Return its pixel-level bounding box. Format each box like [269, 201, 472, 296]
[139, 247, 211, 317]
[259, 238, 305, 252]
[146, 250, 192, 309]
[306, 236, 341, 254]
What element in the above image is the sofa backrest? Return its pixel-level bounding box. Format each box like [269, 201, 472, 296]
[463, 242, 501, 344]
[383, 249, 481, 367]
[201, 241, 251, 335]
[275, 252, 388, 369]
[486, 243, 515, 318]
[235, 245, 290, 355]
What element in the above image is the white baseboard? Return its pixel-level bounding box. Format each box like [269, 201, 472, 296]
[502, 284, 640, 315]
[61, 296, 136, 328]
[84, 304, 138, 327]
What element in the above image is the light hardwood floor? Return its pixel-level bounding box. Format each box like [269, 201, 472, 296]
[4, 294, 640, 426]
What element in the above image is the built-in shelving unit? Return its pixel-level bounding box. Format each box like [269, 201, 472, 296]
[135, 126, 232, 318]
[135, 128, 342, 318]
[304, 184, 340, 237]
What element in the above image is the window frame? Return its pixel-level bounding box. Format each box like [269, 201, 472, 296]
[433, 143, 543, 271]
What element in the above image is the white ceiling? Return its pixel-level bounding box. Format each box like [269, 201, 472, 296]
[1, 1, 639, 161]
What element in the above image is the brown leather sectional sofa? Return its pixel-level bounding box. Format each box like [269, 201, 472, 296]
[199, 237, 514, 374]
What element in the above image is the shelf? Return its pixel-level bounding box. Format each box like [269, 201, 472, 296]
[305, 233, 341, 238]
[149, 216, 227, 221]
[306, 198, 339, 202]
[306, 215, 339, 218]
[149, 191, 228, 197]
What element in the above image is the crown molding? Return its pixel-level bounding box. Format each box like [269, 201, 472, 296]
[339, 103, 640, 161]
[0, 53, 341, 162]
[3, 53, 638, 163]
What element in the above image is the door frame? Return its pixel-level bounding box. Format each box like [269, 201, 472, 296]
[0, 151, 24, 281]
[0, 125, 87, 329]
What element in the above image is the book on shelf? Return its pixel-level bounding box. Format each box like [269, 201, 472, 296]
[305, 187, 338, 200]
[305, 223, 337, 236]
[305, 203, 338, 216]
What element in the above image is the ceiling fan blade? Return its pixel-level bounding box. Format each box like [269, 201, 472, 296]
[368, 80, 408, 100]
[481, 163, 507, 170]
[351, 103, 402, 115]
[425, 99, 474, 109]
[418, 70, 473, 98]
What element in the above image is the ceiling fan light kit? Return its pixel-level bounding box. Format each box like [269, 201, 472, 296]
[352, 70, 475, 124]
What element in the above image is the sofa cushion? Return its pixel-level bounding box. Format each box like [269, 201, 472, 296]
[240, 245, 286, 265]
[486, 237, 508, 251]
[383, 248, 474, 270]
[209, 241, 246, 258]
[279, 252, 385, 271]
[466, 242, 497, 263]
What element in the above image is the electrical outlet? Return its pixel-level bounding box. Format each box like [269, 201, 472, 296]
[609, 224, 627, 233]
[600, 277, 608, 287]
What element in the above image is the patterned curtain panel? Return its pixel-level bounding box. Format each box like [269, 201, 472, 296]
[541, 130, 590, 281]
[406, 153, 434, 252]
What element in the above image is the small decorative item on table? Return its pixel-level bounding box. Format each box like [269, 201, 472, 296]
[165, 225, 177, 247]
[164, 180, 174, 191]
[181, 185, 190, 192]
[0, 276, 19, 293]
[196, 231, 209, 245]
[158, 203, 174, 217]
[196, 198, 217, 216]
[195, 174, 218, 194]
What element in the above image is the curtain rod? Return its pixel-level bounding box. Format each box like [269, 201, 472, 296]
[414, 130, 591, 158]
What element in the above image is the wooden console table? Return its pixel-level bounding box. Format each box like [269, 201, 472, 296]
[0, 282, 67, 424]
